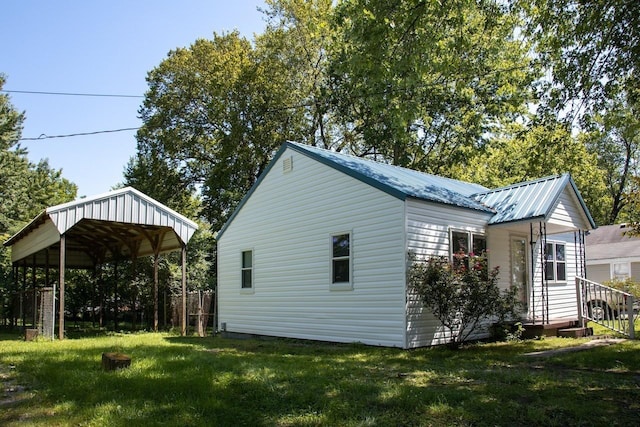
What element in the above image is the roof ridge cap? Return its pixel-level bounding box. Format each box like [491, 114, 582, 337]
[286, 141, 487, 190]
[474, 173, 567, 196]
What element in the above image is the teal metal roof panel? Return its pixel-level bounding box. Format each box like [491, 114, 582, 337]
[287, 142, 492, 212]
[473, 173, 595, 228]
[217, 142, 595, 240]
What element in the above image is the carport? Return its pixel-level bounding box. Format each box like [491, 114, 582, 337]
[3, 187, 198, 339]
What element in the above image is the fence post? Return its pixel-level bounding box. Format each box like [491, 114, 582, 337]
[627, 294, 635, 340]
[575, 277, 585, 328]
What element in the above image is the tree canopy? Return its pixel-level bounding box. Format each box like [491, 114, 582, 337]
[129, 0, 640, 232]
[1, 75, 78, 318]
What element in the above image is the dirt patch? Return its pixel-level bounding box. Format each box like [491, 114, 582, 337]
[0, 365, 32, 408]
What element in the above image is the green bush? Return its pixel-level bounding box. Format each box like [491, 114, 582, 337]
[409, 253, 522, 348]
[603, 277, 640, 297]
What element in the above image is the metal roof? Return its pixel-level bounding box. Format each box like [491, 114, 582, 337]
[287, 142, 492, 212]
[217, 142, 596, 239]
[473, 173, 596, 228]
[4, 187, 199, 268]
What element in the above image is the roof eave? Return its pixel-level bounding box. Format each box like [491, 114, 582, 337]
[3, 210, 51, 247]
[216, 143, 290, 240]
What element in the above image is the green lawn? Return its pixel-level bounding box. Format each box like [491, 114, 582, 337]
[1, 331, 639, 426]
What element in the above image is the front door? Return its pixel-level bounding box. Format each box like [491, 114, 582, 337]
[511, 236, 529, 311]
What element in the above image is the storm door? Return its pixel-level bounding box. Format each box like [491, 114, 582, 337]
[511, 236, 529, 311]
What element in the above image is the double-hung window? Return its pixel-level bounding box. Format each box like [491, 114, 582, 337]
[241, 250, 253, 289]
[544, 242, 566, 281]
[331, 233, 351, 288]
[451, 230, 486, 269]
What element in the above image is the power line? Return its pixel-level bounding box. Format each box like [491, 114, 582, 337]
[20, 127, 140, 141]
[2, 89, 143, 98]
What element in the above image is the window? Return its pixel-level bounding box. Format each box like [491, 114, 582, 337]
[544, 242, 566, 281]
[241, 250, 253, 289]
[332, 233, 350, 284]
[613, 262, 630, 280]
[450, 230, 486, 269]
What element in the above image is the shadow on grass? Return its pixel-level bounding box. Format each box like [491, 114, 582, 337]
[1, 333, 639, 426]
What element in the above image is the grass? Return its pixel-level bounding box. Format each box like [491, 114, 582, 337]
[589, 316, 640, 338]
[1, 331, 639, 426]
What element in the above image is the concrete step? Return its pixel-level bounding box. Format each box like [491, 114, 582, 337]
[557, 327, 593, 338]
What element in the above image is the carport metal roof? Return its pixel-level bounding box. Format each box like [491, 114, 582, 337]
[4, 186, 199, 268]
[3, 187, 199, 339]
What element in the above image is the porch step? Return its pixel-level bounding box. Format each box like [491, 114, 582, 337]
[557, 327, 593, 338]
[522, 320, 578, 339]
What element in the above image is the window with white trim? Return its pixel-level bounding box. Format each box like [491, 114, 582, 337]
[450, 230, 486, 269]
[331, 233, 351, 284]
[544, 242, 566, 281]
[613, 262, 630, 280]
[241, 250, 253, 289]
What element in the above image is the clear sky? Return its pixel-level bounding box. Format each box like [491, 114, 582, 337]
[2, 0, 267, 198]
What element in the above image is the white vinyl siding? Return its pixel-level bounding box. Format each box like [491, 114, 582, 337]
[405, 199, 492, 348]
[631, 262, 640, 281]
[547, 188, 592, 232]
[217, 148, 407, 347]
[587, 261, 640, 283]
[529, 232, 580, 321]
[586, 263, 611, 284]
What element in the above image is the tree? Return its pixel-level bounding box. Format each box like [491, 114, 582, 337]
[137, 30, 313, 231]
[409, 253, 521, 348]
[518, 0, 640, 124]
[1, 74, 77, 325]
[328, 0, 535, 173]
[455, 122, 609, 225]
[258, 0, 337, 148]
[581, 95, 640, 224]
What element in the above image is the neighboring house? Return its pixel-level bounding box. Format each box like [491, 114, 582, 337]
[586, 224, 640, 283]
[216, 142, 596, 348]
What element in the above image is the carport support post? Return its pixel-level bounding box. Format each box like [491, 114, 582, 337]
[181, 244, 187, 336]
[59, 234, 66, 340]
[153, 253, 159, 332]
[32, 255, 37, 327]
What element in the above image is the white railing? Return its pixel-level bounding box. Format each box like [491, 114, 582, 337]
[576, 277, 637, 339]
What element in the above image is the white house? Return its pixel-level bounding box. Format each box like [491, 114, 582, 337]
[586, 224, 640, 283]
[216, 142, 596, 348]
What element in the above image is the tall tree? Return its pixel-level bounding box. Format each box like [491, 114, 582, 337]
[329, 0, 535, 173]
[137, 31, 311, 231]
[456, 122, 608, 225]
[518, 0, 640, 124]
[258, 0, 337, 148]
[1, 74, 77, 323]
[581, 95, 640, 224]
[0, 75, 76, 236]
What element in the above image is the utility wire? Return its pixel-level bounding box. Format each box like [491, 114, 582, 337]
[1, 89, 143, 98]
[20, 127, 140, 141]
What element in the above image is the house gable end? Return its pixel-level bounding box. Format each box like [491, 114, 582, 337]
[474, 173, 596, 229]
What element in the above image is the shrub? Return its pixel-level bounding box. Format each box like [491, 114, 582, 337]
[603, 277, 640, 297]
[409, 253, 522, 348]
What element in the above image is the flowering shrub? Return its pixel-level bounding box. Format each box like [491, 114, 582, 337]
[409, 252, 522, 348]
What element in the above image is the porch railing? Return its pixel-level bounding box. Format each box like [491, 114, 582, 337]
[576, 277, 637, 339]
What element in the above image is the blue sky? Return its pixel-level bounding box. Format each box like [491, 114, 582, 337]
[2, 1, 267, 198]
